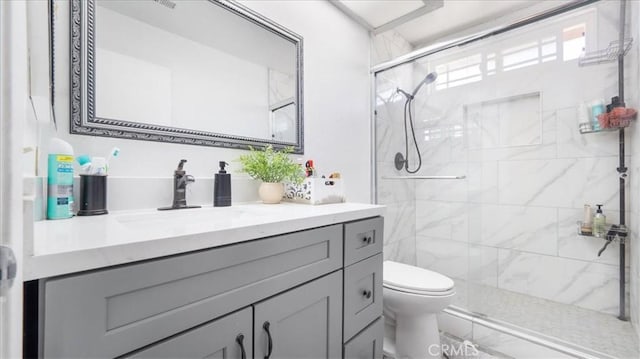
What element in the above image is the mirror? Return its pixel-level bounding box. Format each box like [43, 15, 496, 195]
[69, 0, 304, 153]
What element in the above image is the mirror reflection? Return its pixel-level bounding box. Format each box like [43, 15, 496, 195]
[71, 0, 303, 151]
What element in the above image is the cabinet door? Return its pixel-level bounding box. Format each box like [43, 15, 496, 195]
[254, 271, 342, 359]
[42, 224, 342, 358]
[125, 307, 252, 359]
[344, 317, 383, 359]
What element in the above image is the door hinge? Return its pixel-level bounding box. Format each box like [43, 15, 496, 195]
[0, 245, 17, 297]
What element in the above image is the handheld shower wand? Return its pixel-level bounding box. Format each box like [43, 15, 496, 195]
[411, 72, 437, 98]
[395, 72, 438, 173]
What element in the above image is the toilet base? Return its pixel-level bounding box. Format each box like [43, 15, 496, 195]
[390, 313, 440, 359]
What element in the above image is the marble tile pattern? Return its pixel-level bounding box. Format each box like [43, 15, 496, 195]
[472, 326, 575, 359]
[451, 281, 639, 358]
[371, 29, 413, 66]
[374, 0, 639, 332]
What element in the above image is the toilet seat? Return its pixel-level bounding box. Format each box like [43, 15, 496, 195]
[383, 261, 455, 296]
[383, 283, 455, 296]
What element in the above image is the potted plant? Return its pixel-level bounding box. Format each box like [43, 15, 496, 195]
[238, 145, 304, 204]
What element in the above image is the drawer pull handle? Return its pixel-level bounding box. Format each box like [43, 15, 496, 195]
[263, 321, 273, 359]
[362, 290, 372, 299]
[236, 334, 246, 359]
[362, 236, 373, 244]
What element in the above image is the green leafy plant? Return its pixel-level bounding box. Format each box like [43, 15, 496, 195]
[238, 145, 304, 184]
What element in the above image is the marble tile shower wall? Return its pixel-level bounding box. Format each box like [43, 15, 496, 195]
[376, 2, 638, 316]
[373, 30, 420, 265]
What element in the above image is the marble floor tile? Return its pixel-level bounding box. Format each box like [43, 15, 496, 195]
[449, 280, 639, 358]
[473, 325, 574, 359]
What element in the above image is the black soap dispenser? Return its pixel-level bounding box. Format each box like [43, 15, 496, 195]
[214, 161, 231, 207]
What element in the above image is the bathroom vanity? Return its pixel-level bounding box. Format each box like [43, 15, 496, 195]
[23, 203, 384, 358]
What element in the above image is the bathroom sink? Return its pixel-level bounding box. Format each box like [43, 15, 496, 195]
[112, 204, 314, 236]
[115, 208, 228, 230]
[113, 205, 276, 232]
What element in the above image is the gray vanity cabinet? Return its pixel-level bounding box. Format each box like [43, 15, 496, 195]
[32, 216, 384, 359]
[254, 271, 343, 359]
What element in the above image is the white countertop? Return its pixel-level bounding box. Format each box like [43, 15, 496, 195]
[25, 202, 385, 280]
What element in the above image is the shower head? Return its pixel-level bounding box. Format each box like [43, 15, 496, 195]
[411, 72, 437, 98]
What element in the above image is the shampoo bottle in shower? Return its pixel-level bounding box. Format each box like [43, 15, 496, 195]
[593, 204, 606, 237]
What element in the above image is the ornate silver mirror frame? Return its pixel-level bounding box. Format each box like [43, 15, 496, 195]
[69, 0, 304, 153]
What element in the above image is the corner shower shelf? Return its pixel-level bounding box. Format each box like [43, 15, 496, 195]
[575, 0, 630, 321]
[578, 38, 633, 66]
[578, 109, 637, 134]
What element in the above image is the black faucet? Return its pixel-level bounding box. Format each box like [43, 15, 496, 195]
[158, 159, 202, 210]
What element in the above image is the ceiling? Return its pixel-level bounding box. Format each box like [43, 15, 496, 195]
[331, 0, 570, 47]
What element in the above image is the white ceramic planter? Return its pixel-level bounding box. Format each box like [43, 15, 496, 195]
[259, 182, 284, 204]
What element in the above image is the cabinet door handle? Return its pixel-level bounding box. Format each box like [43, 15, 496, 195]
[362, 236, 373, 244]
[236, 334, 246, 359]
[362, 290, 372, 299]
[263, 321, 273, 359]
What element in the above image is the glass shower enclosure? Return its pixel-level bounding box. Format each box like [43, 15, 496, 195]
[374, 1, 639, 357]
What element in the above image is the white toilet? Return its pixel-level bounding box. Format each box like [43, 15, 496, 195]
[383, 260, 455, 359]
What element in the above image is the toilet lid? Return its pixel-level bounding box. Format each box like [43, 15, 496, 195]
[383, 261, 454, 293]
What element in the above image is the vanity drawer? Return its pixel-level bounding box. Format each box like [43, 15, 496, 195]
[343, 316, 384, 359]
[42, 224, 342, 359]
[343, 253, 383, 341]
[344, 217, 383, 266]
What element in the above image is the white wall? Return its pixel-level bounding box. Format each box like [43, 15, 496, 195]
[42, 0, 371, 207]
[1, 1, 28, 357]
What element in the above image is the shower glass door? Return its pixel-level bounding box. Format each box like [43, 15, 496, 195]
[374, 1, 638, 357]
